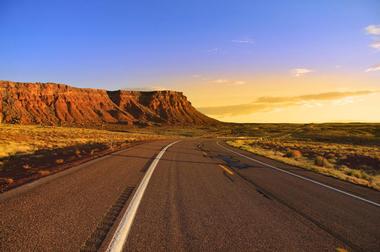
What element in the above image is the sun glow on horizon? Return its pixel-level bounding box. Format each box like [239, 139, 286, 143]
[172, 73, 380, 123]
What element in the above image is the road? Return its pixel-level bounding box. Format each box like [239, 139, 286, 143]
[1, 139, 379, 251]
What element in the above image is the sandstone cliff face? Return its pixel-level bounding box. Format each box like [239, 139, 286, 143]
[0, 81, 218, 126]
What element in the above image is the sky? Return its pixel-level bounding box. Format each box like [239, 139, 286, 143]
[0, 0, 379, 123]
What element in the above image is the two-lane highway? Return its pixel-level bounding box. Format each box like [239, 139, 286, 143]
[125, 140, 345, 251]
[1, 139, 379, 251]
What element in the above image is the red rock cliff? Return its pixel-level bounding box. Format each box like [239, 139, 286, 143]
[0, 81, 218, 126]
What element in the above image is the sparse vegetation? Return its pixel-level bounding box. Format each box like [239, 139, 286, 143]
[0, 124, 167, 159]
[1, 122, 380, 192]
[227, 131, 380, 190]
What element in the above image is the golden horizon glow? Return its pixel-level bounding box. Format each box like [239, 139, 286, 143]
[167, 73, 380, 123]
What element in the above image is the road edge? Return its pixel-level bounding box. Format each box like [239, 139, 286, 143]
[216, 141, 380, 208]
[0, 141, 153, 202]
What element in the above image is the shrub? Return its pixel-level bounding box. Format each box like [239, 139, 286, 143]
[345, 170, 354, 176]
[326, 153, 336, 159]
[55, 159, 64, 164]
[315, 156, 333, 168]
[315, 156, 324, 166]
[327, 158, 337, 164]
[0, 177, 14, 185]
[343, 169, 371, 180]
[22, 164, 31, 170]
[359, 171, 371, 181]
[337, 165, 349, 171]
[286, 150, 302, 159]
[339, 154, 348, 160]
[38, 170, 50, 176]
[354, 171, 363, 179]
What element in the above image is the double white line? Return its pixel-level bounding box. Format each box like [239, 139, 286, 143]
[107, 141, 180, 252]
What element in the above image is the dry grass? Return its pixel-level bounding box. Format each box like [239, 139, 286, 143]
[227, 139, 380, 191]
[0, 124, 167, 159]
[0, 124, 169, 192]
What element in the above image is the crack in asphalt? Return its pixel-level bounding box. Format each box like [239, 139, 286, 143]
[81, 186, 135, 252]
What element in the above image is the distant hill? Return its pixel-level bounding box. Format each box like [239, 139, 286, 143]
[0, 81, 218, 126]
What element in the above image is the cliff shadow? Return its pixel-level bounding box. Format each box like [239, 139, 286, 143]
[0, 142, 121, 192]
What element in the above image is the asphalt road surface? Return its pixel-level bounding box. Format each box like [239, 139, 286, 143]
[1, 139, 379, 251]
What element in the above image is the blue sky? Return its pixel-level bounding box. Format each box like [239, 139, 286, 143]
[1, 1, 379, 122]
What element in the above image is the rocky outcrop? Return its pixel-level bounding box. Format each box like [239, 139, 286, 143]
[0, 81, 218, 126]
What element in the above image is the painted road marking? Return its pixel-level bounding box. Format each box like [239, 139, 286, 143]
[219, 164, 234, 176]
[106, 141, 180, 252]
[216, 141, 380, 208]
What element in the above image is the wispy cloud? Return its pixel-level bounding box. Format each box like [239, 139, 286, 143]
[198, 90, 377, 116]
[332, 97, 354, 106]
[207, 48, 219, 54]
[210, 79, 246, 85]
[233, 81, 246, 85]
[370, 41, 380, 50]
[365, 25, 380, 51]
[232, 38, 254, 44]
[365, 24, 380, 35]
[291, 68, 314, 77]
[211, 79, 229, 84]
[365, 64, 380, 72]
[255, 91, 375, 103]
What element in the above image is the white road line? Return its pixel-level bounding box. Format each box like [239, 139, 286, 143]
[106, 141, 180, 252]
[216, 141, 380, 208]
